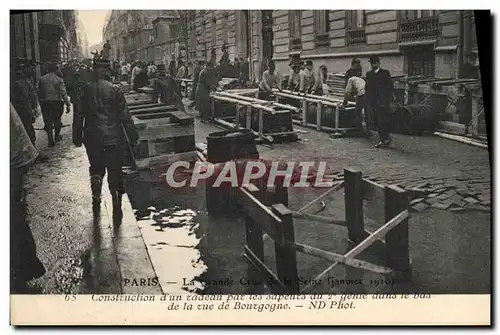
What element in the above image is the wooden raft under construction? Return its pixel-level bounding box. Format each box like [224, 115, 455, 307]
[124, 93, 196, 170]
[210, 91, 299, 143]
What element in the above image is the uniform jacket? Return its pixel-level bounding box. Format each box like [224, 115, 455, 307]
[38, 72, 70, 104]
[365, 68, 393, 108]
[74, 78, 138, 147]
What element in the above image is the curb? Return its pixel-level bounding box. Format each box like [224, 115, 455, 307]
[102, 188, 163, 295]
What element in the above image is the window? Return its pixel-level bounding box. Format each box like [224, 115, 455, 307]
[315, 10, 330, 47]
[401, 10, 438, 21]
[407, 46, 435, 77]
[315, 10, 330, 34]
[346, 10, 366, 45]
[289, 10, 302, 50]
[346, 10, 365, 29]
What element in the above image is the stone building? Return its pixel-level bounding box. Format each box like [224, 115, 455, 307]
[10, 10, 78, 80]
[271, 10, 478, 79]
[187, 10, 274, 82]
[103, 10, 177, 63]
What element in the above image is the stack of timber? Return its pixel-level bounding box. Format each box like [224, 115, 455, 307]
[127, 102, 196, 170]
[326, 73, 347, 99]
[210, 92, 298, 143]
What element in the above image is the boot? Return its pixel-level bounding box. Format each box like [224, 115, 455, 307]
[55, 125, 62, 142]
[47, 129, 55, 147]
[90, 175, 103, 214]
[112, 191, 123, 226]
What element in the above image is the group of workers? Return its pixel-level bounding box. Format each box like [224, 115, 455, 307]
[255, 54, 394, 148]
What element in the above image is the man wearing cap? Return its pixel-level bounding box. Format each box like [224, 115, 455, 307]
[288, 61, 301, 91]
[38, 62, 71, 147]
[74, 58, 139, 224]
[11, 60, 38, 145]
[258, 60, 282, 100]
[300, 60, 317, 93]
[365, 55, 394, 147]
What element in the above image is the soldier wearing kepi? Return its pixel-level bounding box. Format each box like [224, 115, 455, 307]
[73, 58, 139, 224]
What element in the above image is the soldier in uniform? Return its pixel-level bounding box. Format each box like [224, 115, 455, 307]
[73, 58, 139, 224]
[11, 59, 38, 145]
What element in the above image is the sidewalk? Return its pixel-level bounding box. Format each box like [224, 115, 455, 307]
[24, 110, 160, 294]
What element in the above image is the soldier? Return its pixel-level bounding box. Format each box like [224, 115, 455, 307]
[38, 62, 71, 147]
[196, 61, 217, 123]
[11, 59, 38, 145]
[73, 58, 139, 224]
[189, 60, 204, 107]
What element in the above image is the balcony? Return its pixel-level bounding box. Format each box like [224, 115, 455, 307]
[347, 28, 366, 46]
[399, 16, 440, 42]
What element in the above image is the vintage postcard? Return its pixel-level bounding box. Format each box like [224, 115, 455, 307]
[9, 8, 491, 326]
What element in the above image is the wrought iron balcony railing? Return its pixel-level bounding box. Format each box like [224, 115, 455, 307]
[347, 28, 366, 45]
[399, 16, 440, 42]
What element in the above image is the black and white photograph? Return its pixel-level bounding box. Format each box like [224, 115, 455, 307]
[8, 8, 491, 325]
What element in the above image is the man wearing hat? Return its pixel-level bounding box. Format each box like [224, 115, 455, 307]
[11, 59, 38, 145]
[288, 60, 301, 91]
[74, 58, 139, 224]
[38, 61, 71, 147]
[365, 55, 394, 148]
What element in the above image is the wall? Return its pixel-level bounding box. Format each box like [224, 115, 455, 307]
[272, 10, 462, 79]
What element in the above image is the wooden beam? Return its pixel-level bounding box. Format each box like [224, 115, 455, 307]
[244, 246, 288, 293]
[345, 169, 365, 244]
[292, 212, 347, 227]
[293, 242, 394, 274]
[296, 180, 344, 214]
[344, 210, 409, 260]
[362, 178, 386, 200]
[239, 186, 284, 244]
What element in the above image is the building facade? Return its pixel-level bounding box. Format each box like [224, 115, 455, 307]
[271, 10, 478, 79]
[10, 10, 79, 81]
[103, 10, 177, 63]
[187, 10, 274, 82]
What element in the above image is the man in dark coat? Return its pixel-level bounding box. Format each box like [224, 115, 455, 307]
[189, 60, 204, 107]
[11, 60, 38, 145]
[10, 103, 46, 293]
[73, 58, 139, 224]
[365, 55, 394, 148]
[195, 61, 217, 122]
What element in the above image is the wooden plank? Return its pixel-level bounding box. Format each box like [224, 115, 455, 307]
[244, 246, 287, 293]
[293, 242, 394, 275]
[384, 186, 411, 278]
[135, 151, 197, 170]
[292, 212, 346, 227]
[345, 169, 365, 244]
[239, 186, 283, 244]
[137, 123, 195, 140]
[344, 209, 410, 260]
[296, 180, 344, 214]
[272, 204, 300, 293]
[362, 178, 386, 199]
